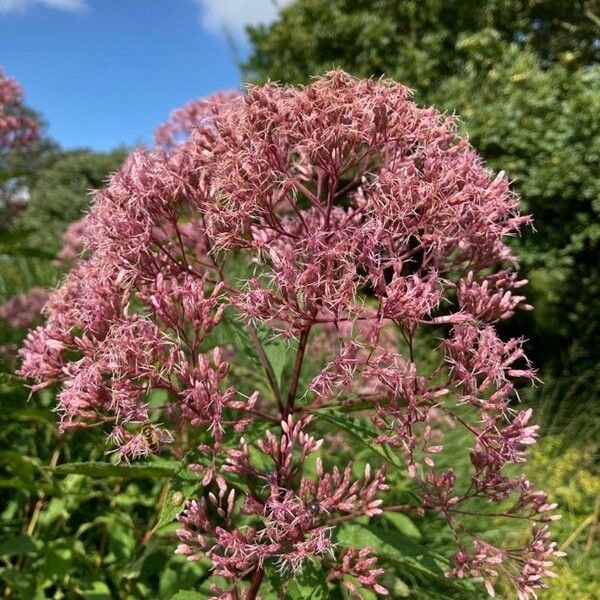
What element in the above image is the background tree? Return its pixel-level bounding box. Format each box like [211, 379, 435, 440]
[243, 0, 599, 87]
[17, 148, 127, 253]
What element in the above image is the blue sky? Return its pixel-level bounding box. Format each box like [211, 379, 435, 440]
[0, 0, 287, 151]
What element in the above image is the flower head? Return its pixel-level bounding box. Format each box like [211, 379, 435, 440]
[19, 72, 556, 597]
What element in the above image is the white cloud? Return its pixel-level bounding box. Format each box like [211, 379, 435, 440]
[193, 0, 290, 37]
[0, 0, 88, 13]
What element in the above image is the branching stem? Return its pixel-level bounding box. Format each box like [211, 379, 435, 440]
[285, 326, 311, 416]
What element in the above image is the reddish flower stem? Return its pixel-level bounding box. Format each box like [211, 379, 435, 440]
[246, 567, 265, 600]
[285, 326, 311, 416]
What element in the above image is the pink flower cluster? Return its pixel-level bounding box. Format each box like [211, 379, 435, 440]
[0, 287, 49, 329]
[153, 91, 240, 150]
[19, 72, 560, 598]
[0, 66, 39, 155]
[179, 417, 385, 581]
[57, 218, 87, 262]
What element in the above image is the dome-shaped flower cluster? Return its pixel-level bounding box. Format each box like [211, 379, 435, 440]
[19, 72, 560, 599]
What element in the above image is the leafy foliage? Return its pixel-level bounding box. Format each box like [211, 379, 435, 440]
[0, 380, 206, 598]
[243, 0, 599, 85]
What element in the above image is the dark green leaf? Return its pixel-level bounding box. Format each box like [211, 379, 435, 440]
[262, 336, 289, 389]
[80, 581, 112, 599]
[9, 407, 55, 424]
[153, 420, 270, 532]
[0, 372, 22, 393]
[3, 245, 55, 259]
[52, 461, 175, 479]
[0, 228, 35, 244]
[42, 543, 74, 580]
[0, 569, 36, 597]
[382, 512, 422, 540]
[221, 313, 292, 390]
[152, 469, 200, 533]
[0, 534, 39, 557]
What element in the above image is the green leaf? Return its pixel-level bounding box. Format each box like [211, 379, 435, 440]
[193, 574, 234, 597]
[0, 228, 35, 245]
[81, 581, 112, 600]
[52, 461, 175, 479]
[336, 523, 450, 581]
[0, 451, 41, 483]
[314, 410, 404, 468]
[152, 464, 200, 533]
[222, 314, 262, 370]
[390, 578, 411, 597]
[382, 512, 422, 540]
[0, 477, 52, 493]
[287, 562, 329, 599]
[342, 586, 377, 600]
[262, 567, 287, 600]
[254, 321, 294, 389]
[262, 335, 289, 388]
[169, 592, 206, 600]
[37, 498, 68, 529]
[42, 542, 74, 580]
[9, 408, 56, 424]
[0, 568, 36, 597]
[221, 313, 292, 390]
[0, 534, 39, 557]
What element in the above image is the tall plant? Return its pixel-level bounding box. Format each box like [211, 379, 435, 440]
[19, 73, 561, 599]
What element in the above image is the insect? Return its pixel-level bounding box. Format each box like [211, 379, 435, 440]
[305, 499, 321, 517]
[140, 423, 174, 454]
